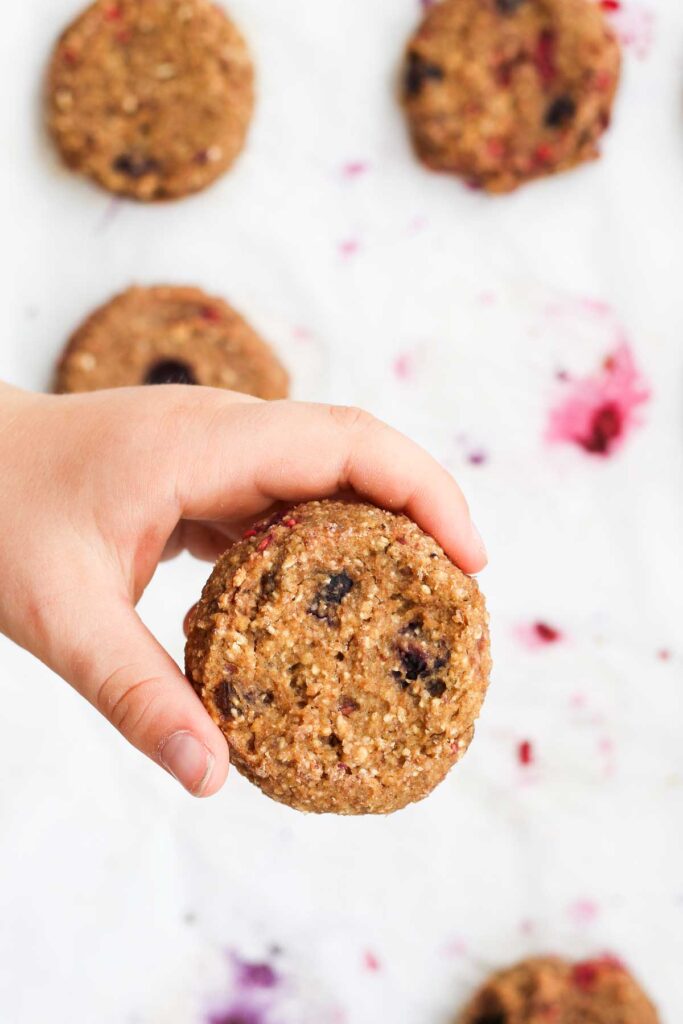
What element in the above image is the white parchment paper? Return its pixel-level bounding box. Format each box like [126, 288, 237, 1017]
[0, 1, 681, 1022]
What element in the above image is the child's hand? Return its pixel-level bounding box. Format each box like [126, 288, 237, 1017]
[0, 383, 486, 796]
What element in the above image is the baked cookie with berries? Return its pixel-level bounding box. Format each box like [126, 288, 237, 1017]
[47, 0, 253, 200]
[55, 285, 289, 399]
[458, 955, 659, 1024]
[185, 500, 491, 815]
[402, 0, 621, 193]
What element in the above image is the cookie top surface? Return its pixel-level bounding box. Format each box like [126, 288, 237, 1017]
[47, 0, 254, 200]
[55, 285, 289, 399]
[402, 0, 621, 193]
[185, 500, 491, 815]
[459, 956, 659, 1024]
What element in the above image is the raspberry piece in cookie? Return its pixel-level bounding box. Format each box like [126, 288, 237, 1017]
[186, 501, 491, 815]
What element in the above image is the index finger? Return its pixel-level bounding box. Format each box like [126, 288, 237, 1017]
[176, 398, 488, 574]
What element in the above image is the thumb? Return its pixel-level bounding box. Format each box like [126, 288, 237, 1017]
[59, 594, 229, 797]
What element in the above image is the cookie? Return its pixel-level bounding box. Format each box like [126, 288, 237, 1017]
[47, 0, 254, 200]
[185, 500, 491, 815]
[459, 956, 659, 1024]
[55, 286, 289, 399]
[402, 0, 621, 193]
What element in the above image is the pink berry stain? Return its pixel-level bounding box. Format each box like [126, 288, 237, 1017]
[518, 740, 534, 766]
[603, 3, 655, 60]
[363, 951, 381, 973]
[338, 239, 360, 259]
[547, 344, 649, 458]
[342, 161, 369, 179]
[393, 351, 418, 382]
[569, 899, 600, 926]
[516, 622, 564, 650]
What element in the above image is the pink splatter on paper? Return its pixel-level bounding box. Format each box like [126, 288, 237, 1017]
[598, 736, 617, 778]
[292, 325, 313, 344]
[515, 621, 564, 649]
[363, 951, 381, 973]
[569, 899, 600, 925]
[342, 161, 369, 179]
[338, 239, 360, 259]
[393, 351, 418, 382]
[442, 936, 468, 957]
[604, 3, 655, 60]
[547, 344, 649, 458]
[407, 215, 428, 235]
[518, 740, 534, 766]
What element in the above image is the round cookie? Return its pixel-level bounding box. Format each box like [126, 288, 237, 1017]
[458, 956, 660, 1024]
[55, 285, 289, 399]
[402, 0, 621, 193]
[185, 500, 491, 815]
[47, 0, 254, 200]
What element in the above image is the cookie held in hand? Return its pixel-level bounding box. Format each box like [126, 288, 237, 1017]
[186, 500, 491, 815]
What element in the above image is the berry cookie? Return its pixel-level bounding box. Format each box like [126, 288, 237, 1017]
[402, 0, 621, 193]
[47, 0, 254, 200]
[459, 956, 659, 1024]
[55, 285, 289, 399]
[185, 500, 491, 815]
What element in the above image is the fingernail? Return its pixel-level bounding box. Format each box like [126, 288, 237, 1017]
[160, 731, 214, 796]
[471, 521, 488, 563]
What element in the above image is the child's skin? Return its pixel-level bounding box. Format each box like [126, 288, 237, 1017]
[0, 382, 487, 797]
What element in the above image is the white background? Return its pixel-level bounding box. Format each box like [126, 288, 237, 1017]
[0, 1, 682, 1021]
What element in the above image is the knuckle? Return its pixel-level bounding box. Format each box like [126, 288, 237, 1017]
[327, 404, 374, 432]
[96, 667, 165, 739]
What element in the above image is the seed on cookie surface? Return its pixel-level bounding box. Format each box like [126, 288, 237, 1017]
[46, 0, 254, 201]
[402, 0, 621, 193]
[54, 285, 289, 400]
[185, 500, 491, 815]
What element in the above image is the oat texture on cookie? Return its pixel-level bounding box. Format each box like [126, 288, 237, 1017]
[54, 285, 289, 399]
[186, 501, 491, 815]
[47, 0, 254, 200]
[402, 0, 621, 193]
